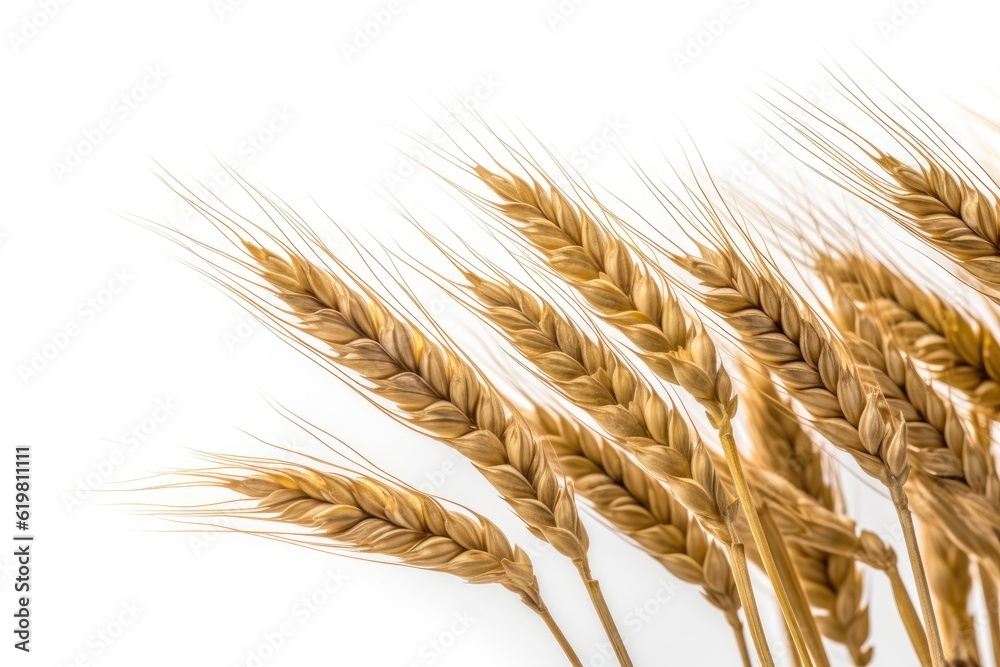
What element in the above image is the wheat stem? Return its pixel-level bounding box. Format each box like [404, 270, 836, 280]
[758, 502, 831, 667]
[720, 421, 817, 667]
[538, 603, 585, 667]
[728, 616, 753, 667]
[726, 540, 776, 667]
[885, 562, 934, 667]
[889, 480, 945, 667]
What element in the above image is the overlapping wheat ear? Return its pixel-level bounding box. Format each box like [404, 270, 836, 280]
[740, 362, 872, 666]
[163, 455, 582, 666]
[428, 254, 809, 666]
[620, 172, 945, 663]
[154, 179, 634, 666]
[815, 251, 1000, 415]
[761, 68, 1000, 305]
[524, 405, 751, 665]
[816, 257, 1000, 567]
[466, 159, 812, 667]
[923, 528, 981, 667]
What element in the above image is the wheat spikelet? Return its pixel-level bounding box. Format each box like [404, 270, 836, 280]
[741, 364, 872, 666]
[816, 252, 1000, 414]
[526, 406, 746, 642]
[174, 458, 583, 666]
[922, 529, 981, 667]
[473, 165, 737, 433]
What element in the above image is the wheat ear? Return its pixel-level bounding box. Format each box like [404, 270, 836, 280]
[226, 240, 638, 666]
[673, 237, 944, 665]
[873, 154, 1000, 303]
[473, 163, 812, 667]
[741, 363, 873, 665]
[922, 528, 981, 667]
[527, 405, 751, 665]
[177, 458, 582, 666]
[816, 252, 1000, 415]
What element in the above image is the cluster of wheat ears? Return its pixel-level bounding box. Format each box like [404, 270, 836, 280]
[141, 70, 1000, 666]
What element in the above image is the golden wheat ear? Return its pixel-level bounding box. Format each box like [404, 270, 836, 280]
[762, 67, 1000, 306]
[153, 455, 583, 667]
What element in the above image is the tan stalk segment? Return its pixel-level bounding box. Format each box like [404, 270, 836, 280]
[720, 453, 934, 667]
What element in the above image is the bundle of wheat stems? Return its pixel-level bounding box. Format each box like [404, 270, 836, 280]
[147, 71, 1000, 666]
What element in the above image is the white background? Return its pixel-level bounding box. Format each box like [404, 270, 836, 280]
[4, 1, 1000, 665]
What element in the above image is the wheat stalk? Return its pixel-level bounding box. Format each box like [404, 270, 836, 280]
[741, 363, 872, 666]
[472, 162, 811, 667]
[173, 457, 583, 666]
[526, 405, 752, 665]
